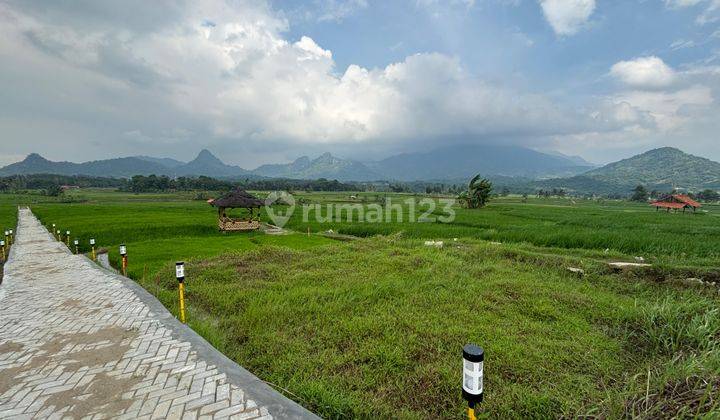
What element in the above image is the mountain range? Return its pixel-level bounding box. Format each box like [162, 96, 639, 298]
[537, 147, 720, 194]
[0, 150, 254, 179]
[0, 145, 594, 182]
[1, 146, 718, 194]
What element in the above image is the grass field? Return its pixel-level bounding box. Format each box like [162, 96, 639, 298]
[0, 194, 24, 276]
[16, 190, 720, 417]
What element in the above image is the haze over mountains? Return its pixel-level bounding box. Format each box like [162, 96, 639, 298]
[0, 145, 594, 182]
[1, 146, 718, 194]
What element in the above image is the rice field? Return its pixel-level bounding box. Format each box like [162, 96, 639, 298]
[9, 190, 720, 417]
[30, 189, 720, 268]
[0, 194, 23, 276]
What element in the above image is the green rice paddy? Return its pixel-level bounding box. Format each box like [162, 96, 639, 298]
[3, 189, 718, 418]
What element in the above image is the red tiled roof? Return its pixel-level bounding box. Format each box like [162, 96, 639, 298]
[672, 194, 701, 208]
[650, 201, 687, 209]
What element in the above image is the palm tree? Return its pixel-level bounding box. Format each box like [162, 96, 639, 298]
[458, 174, 493, 209]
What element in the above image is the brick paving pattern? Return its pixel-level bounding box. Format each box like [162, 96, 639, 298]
[0, 208, 312, 419]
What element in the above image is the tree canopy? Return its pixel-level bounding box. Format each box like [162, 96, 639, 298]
[458, 175, 493, 209]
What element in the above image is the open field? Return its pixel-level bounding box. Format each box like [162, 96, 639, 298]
[13, 190, 720, 417]
[32, 189, 720, 268]
[0, 194, 23, 277]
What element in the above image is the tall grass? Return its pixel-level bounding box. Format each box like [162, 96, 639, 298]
[633, 297, 720, 356]
[141, 238, 720, 418]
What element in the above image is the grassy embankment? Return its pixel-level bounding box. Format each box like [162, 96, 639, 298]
[27, 190, 720, 418]
[0, 194, 25, 281]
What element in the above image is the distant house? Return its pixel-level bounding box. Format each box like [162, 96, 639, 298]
[60, 185, 80, 191]
[649, 194, 702, 213]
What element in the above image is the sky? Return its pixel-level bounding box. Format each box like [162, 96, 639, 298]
[1, 0, 719, 168]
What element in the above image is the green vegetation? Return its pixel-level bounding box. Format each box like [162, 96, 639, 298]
[630, 184, 649, 202]
[540, 147, 720, 195]
[585, 147, 720, 189]
[143, 239, 719, 418]
[124, 174, 357, 193]
[16, 189, 720, 418]
[0, 174, 126, 191]
[457, 175, 493, 208]
[29, 190, 720, 268]
[0, 194, 23, 279]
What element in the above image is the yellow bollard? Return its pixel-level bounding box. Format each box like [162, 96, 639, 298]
[73, 239, 79, 255]
[8, 229, 12, 246]
[176, 262, 186, 323]
[467, 407, 477, 420]
[65, 230, 70, 246]
[56, 230, 61, 241]
[1, 240, 5, 261]
[90, 238, 96, 261]
[120, 244, 127, 276]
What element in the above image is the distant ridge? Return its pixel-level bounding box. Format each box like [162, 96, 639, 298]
[538, 147, 720, 193]
[0, 150, 253, 179]
[366, 144, 594, 181]
[584, 147, 720, 187]
[133, 155, 185, 168]
[253, 152, 381, 181]
[0, 153, 170, 178]
[174, 149, 251, 177]
[2, 147, 718, 193]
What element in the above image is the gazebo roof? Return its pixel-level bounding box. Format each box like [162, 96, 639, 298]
[209, 188, 264, 209]
[649, 194, 702, 209]
[673, 194, 701, 208]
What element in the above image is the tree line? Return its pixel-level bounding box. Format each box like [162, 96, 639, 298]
[0, 174, 126, 193]
[630, 185, 720, 202]
[121, 175, 357, 192]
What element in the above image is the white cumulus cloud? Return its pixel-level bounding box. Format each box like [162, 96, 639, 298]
[610, 56, 677, 89]
[1, 0, 717, 166]
[539, 0, 596, 36]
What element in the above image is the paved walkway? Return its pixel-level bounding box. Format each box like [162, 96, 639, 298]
[0, 208, 316, 419]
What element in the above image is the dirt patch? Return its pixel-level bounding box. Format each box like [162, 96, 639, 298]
[0, 365, 27, 395]
[62, 342, 132, 372]
[0, 326, 137, 396]
[59, 298, 85, 310]
[40, 325, 136, 354]
[0, 355, 50, 395]
[41, 372, 142, 418]
[0, 341, 24, 355]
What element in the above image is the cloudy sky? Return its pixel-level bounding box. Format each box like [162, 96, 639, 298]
[1, 0, 719, 168]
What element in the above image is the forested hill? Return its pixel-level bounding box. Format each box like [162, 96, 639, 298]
[537, 147, 720, 194]
[585, 147, 720, 187]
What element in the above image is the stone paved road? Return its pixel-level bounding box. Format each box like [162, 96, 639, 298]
[0, 208, 317, 420]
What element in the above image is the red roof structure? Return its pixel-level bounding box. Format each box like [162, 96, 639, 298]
[673, 194, 701, 208]
[650, 194, 702, 213]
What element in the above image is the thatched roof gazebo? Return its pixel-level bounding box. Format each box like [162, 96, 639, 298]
[209, 188, 264, 231]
